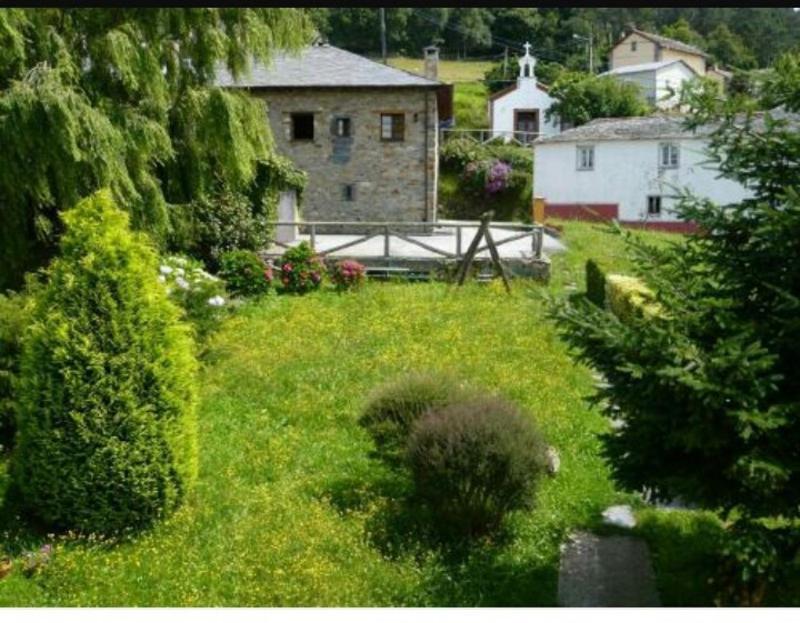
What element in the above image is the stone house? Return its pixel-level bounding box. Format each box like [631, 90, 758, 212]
[215, 43, 441, 225]
[488, 43, 561, 143]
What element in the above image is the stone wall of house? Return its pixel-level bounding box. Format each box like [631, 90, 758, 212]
[252, 87, 439, 224]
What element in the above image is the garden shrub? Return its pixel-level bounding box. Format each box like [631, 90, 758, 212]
[329, 259, 366, 292]
[0, 292, 29, 452]
[12, 189, 198, 535]
[606, 274, 663, 322]
[407, 396, 548, 536]
[159, 254, 228, 342]
[219, 250, 272, 298]
[170, 186, 271, 272]
[359, 372, 465, 468]
[585, 259, 607, 308]
[278, 242, 324, 294]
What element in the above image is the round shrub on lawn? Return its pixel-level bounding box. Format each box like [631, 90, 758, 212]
[12, 189, 198, 535]
[407, 396, 549, 536]
[359, 372, 466, 468]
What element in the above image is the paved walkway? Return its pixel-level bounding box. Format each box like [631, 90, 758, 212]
[557, 531, 661, 607]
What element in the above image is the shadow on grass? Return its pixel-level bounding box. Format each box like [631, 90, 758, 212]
[323, 470, 558, 606]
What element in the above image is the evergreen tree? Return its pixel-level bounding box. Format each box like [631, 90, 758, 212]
[13, 189, 199, 534]
[0, 8, 313, 290]
[551, 53, 800, 604]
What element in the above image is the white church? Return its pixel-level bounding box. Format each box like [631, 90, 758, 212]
[488, 43, 561, 143]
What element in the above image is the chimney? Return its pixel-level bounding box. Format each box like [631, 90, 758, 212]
[424, 45, 439, 81]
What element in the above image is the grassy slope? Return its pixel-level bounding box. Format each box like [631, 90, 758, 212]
[4, 223, 767, 606]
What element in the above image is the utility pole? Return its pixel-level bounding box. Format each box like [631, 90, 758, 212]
[380, 8, 387, 64]
[573, 32, 594, 74]
[503, 46, 508, 78]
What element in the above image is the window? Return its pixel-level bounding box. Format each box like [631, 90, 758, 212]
[342, 183, 356, 202]
[659, 142, 679, 168]
[334, 117, 351, 138]
[380, 113, 405, 141]
[291, 113, 314, 141]
[647, 195, 662, 217]
[576, 145, 594, 171]
[631, 41, 637, 52]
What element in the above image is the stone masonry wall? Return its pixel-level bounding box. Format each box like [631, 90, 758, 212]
[252, 87, 439, 224]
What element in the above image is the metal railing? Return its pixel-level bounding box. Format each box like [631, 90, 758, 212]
[441, 128, 541, 146]
[265, 220, 544, 261]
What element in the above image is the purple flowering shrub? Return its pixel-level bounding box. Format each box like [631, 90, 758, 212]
[330, 259, 366, 291]
[279, 241, 324, 294]
[462, 159, 513, 196]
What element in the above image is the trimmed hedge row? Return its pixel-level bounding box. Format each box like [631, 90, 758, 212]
[585, 259, 662, 321]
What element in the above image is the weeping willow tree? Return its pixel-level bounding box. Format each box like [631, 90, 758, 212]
[0, 8, 313, 289]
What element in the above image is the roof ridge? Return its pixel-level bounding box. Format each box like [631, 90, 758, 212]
[327, 44, 440, 85]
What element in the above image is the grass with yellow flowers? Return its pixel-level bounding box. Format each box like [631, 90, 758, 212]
[0, 221, 705, 606]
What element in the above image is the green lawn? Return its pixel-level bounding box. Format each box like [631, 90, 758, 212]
[1, 222, 742, 606]
[387, 57, 493, 83]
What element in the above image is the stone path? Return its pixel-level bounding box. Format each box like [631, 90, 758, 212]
[557, 506, 661, 607]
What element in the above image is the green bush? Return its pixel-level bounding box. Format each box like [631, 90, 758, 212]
[606, 274, 663, 322]
[12, 189, 198, 535]
[170, 187, 272, 272]
[219, 250, 272, 298]
[358, 372, 465, 468]
[278, 242, 324, 294]
[585, 259, 607, 308]
[159, 254, 228, 342]
[407, 396, 548, 536]
[0, 292, 29, 452]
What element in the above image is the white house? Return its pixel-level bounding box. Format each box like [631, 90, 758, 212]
[533, 114, 761, 232]
[601, 59, 698, 109]
[488, 43, 560, 143]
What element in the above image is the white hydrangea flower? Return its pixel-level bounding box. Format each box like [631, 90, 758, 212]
[175, 267, 185, 276]
[175, 276, 189, 290]
[159, 265, 173, 275]
[207, 295, 226, 307]
[157, 275, 166, 283]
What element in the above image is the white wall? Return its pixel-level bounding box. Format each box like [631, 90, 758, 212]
[611, 64, 696, 109]
[533, 138, 751, 222]
[490, 78, 561, 139]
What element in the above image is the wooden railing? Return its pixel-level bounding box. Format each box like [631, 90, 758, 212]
[265, 220, 544, 261]
[440, 128, 541, 146]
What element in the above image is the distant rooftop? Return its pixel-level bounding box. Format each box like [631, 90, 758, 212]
[535, 109, 800, 145]
[214, 43, 440, 89]
[602, 59, 697, 76]
[626, 28, 710, 59]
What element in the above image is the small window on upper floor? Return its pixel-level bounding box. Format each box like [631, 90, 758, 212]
[291, 113, 314, 141]
[334, 117, 352, 138]
[577, 145, 595, 171]
[380, 113, 405, 141]
[659, 142, 679, 168]
[631, 41, 638, 52]
[647, 195, 662, 217]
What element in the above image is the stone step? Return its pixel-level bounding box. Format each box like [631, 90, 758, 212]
[557, 531, 661, 607]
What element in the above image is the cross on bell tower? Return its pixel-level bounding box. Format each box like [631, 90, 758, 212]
[518, 42, 537, 81]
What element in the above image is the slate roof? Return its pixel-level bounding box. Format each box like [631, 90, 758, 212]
[535, 109, 800, 145]
[602, 59, 697, 77]
[214, 43, 439, 89]
[629, 28, 710, 58]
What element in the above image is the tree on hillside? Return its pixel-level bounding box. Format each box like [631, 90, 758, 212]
[551, 53, 800, 604]
[706, 24, 757, 70]
[546, 71, 651, 127]
[661, 17, 706, 50]
[0, 8, 313, 291]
